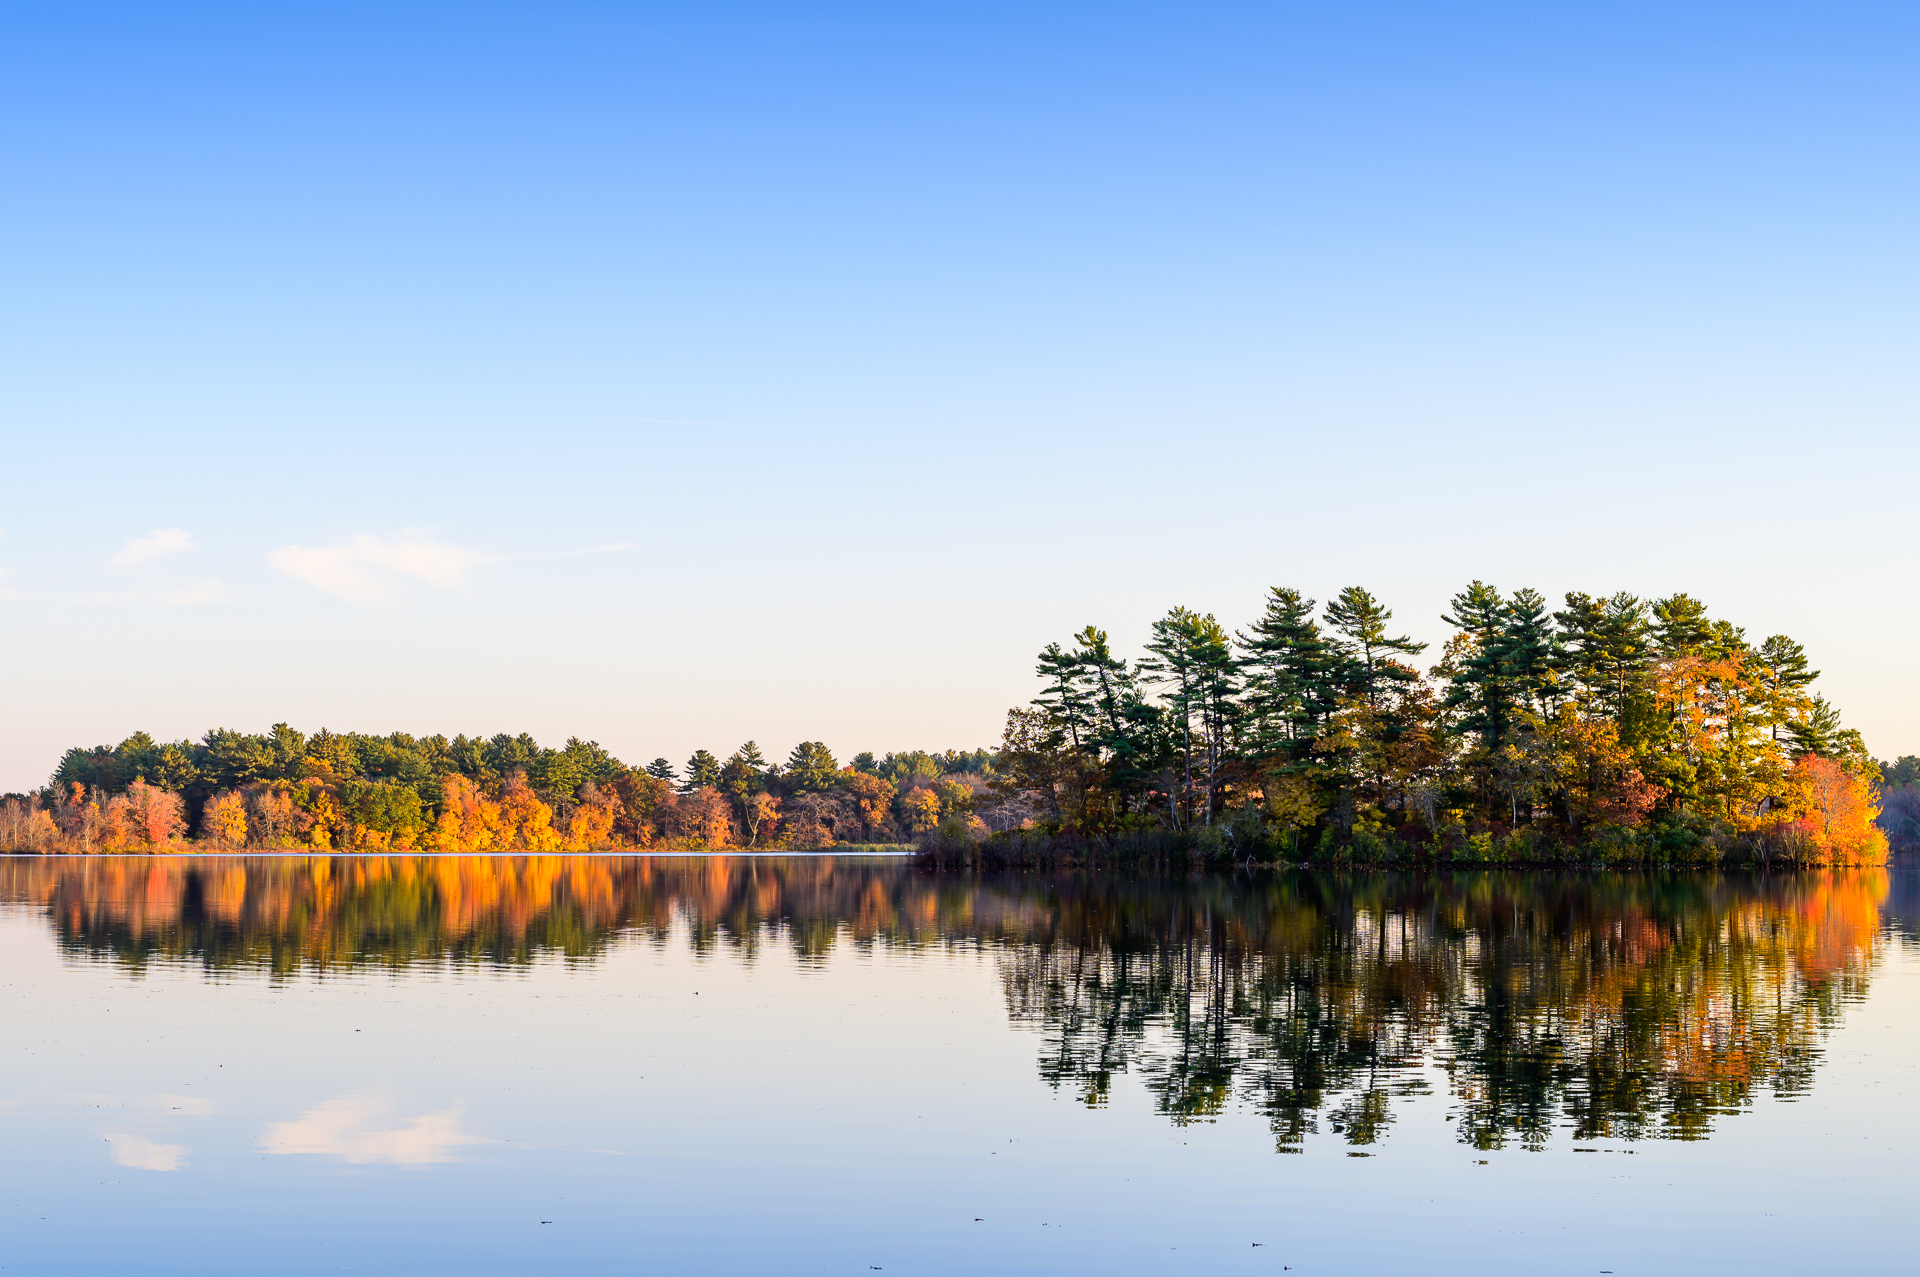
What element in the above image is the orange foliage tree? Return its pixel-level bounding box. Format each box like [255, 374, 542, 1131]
[1784, 755, 1888, 865]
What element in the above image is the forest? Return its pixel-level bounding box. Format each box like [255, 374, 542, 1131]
[0, 580, 1911, 865]
[0, 729, 1001, 855]
[978, 582, 1899, 866]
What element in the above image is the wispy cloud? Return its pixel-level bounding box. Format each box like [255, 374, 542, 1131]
[110, 527, 196, 570]
[261, 1094, 477, 1165]
[268, 533, 500, 604]
[104, 1133, 187, 1171]
[269, 532, 629, 604]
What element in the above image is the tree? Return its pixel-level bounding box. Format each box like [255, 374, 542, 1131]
[1440, 580, 1509, 755]
[1034, 641, 1093, 751]
[1238, 587, 1338, 762]
[1324, 587, 1426, 708]
[646, 758, 679, 783]
[1788, 755, 1888, 864]
[1752, 636, 1817, 746]
[721, 745, 772, 845]
[785, 741, 839, 793]
[202, 791, 248, 846]
[1140, 608, 1207, 827]
[1497, 588, 1561, 716]
[1652, 593, 1714, 658]
[682, 750, 722, 793]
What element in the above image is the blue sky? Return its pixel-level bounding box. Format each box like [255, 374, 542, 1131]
[2, 1, 1916, 789]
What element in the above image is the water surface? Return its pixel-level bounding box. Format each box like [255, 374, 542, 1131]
[2, 856, 1915, 1275]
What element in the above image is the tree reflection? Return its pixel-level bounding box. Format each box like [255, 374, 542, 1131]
[0, 857, 1888, 1149]
[997, 871, 1886, 1149]
[0, 856, 976, 975]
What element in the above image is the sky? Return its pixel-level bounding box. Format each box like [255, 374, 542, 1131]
[1, 1, 1915, 790]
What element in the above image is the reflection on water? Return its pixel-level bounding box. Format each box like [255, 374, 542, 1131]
[1000, 872, 1885, 1151]
[104, 1133, 187, 1172]
[0, 856, 1889, 1152]
[261, 1094, 475, 1165]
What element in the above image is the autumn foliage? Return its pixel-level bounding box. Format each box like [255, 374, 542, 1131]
[989, 583, 1893, 866]
[2, 728, 997, 855]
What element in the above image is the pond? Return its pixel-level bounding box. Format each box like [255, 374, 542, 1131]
[2, 855, 1916, 1275]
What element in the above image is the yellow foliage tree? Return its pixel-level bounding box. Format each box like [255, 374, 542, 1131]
[902, 788, 941, 836]
[203, 791, 249, 847]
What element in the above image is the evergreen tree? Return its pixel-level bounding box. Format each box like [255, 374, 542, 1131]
[1441, 581, 1509, 751]
[1652, 594, 1714, 657]
[1324, 587, 1426, 707]
[1789, 695, 1842, 760]
[1034, 642, 1092, 752]
[682, 749, 722, 792]
[1067, 626, 1136, 754]
[1238, 588, 1339, 761]
[785, 741, 839, 793]
[645, 758, 679, 783]
[1067, 626, 1147, 813]
[1140, 607, 1207, 827]
[1497, 588, 1561, 716]
[1555, 591, 1650, 722]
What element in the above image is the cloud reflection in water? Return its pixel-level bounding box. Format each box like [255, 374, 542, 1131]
[262, 1094, 476, 1165]
[105, 1134, 186, 1171]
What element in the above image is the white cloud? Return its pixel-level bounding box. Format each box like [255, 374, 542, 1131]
[261, 1094, 476, 1165]
[109, 527, 196, 570]
[104, 1133, 187, 1171]
[268, 533, 499, 604]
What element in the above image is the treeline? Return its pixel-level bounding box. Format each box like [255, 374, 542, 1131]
[973, 583, 1893, 866]
[0, 727, 1002, 854]
[1879, 755, 1920, 854]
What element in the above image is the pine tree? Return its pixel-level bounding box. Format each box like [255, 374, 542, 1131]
[785, 741, 839, 793]
[1324, 587, 1426, 708]
[1034, 642, 1092, 752]
[1238, 588, 1338, 762]
[682, 749, 722, 792]
[1188, 613, 1241, 823]
[1789, 695, 1842, 760]
[1441, 581, 1509, 751]
[645, 758, 679, 783]
[1652, 594, 1714, 657]
[1067, 626, 1147, 813]
[1497, 588, 1562, 716]
[1140, 607, 1207, 827]
[1067, 627, 1135, 753]
[1558, 591, 1652, 723]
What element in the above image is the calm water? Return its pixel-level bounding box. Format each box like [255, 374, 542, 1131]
[2, 856, 1917, 1276]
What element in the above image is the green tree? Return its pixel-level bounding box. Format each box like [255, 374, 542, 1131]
[682, 749, 722, 792]
[1497, 588, 1561, 716]
[1753, 636, 1817, 746]
[721, 745, 772, 844]
[1441, 580, 1509, 753]
[785, 742, 839, 793]
[1237, 588, 1339, 763]
[1324, 587, 1426, 708]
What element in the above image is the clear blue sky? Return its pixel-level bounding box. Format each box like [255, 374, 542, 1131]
[2, 1, 1915, 789]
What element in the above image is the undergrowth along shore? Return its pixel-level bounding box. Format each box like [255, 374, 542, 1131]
[910, 820, 1894, 871]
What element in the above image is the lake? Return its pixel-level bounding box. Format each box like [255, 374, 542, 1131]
[2, 855, 1916, 1275]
